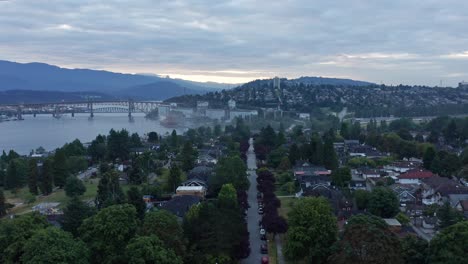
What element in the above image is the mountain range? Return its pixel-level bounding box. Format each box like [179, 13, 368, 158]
[0, 60, 231, 103]
[0, 60, 377, 104]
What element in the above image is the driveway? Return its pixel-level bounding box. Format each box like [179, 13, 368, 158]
[242, 138, 265, 264]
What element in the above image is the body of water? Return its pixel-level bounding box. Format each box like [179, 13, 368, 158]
[0, 113, 183, 154]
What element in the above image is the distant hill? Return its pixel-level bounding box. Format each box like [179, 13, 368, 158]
[0, 60, 227, 101]
[289, 76, 374, 86]
[0, 90, 114, 104]
[118, 81, 202, 100]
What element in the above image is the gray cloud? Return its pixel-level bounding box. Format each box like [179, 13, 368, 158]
[1, 0, 468, 85]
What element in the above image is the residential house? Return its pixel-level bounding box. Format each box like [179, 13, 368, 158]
[301, 184, 353, 220]
[421, 176, 468, 205]
[384, 218, 402, 233]
[392, 184, 419, 205]
[349, 172, 367, 190]
[159, 195, 201, 219]
[398, 169, 434, 185]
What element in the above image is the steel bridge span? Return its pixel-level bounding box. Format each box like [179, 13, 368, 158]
[0, 100, 168, 119]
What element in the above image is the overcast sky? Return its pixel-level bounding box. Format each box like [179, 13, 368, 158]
[1, 0, 468, 86]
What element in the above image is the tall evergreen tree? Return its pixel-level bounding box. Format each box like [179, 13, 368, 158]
[53, 149, 68, 187]
[95, 170, 125, 209]
[61, 196, 95, 237]
[170, 130, 178, 149]
[323, 139, 339, 170]
[168, 165, 182, 193]
[5, 160, 19, 190]
[41, 159, 54, 195]
[423, 146, 436, 170]
[181, 141, 195, 172]
[28, 159, 38, 195]
[127, 187, 146, 220]
[0, 189, 7, 217]
[288, 143, 300, 166]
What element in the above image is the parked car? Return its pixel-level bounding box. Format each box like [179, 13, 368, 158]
[260, 228, 266, 235]
[257, 192, 262, 199]
[261, 244, 268, 254]
[260, 234, 267, 240]
[258, 208, 264, 214]
[261, 256, 269, 264]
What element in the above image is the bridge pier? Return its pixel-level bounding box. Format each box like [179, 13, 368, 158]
[17, 106, 23, 120]
[128, 99, 134, 118]
[88, 100, 94, 118]
[33, 112, 36, 118]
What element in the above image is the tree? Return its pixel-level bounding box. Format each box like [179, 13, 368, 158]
[368, 187, 399, 218]
[147, 131, 159, 143]
[127, 187, 146, 220]
[0, 189, 7, 217]
[168, 165, 182, 193]
[79, 204, 138, 264]
[415, 133, 425, 143]
[21, 227, 89, 264]
[41, 159, 54, 195]
[128, 161, 144, 184]
[141, 210, 186, 256]
[64, 176, 86, 197]
[210, 155, 248, 193]
[181, 141, 195, 172]
[88, 134, 107, 162]
[340, 122, 350, 139]
[95, 170, 125, 209]
[429, 221, 468, 263]
[443, 119, 458, 144]
[423, 146, 436, 170]
[437, 202, 464, 229]
[329, 214, 403, 264]
[130, 133, 143, 148]
[331, 167, 352, 188]
[354, 190, 371, 210]
[170, 130, 178, 149]
[53, 148, 69, 187]
[395, 212, 410, 226]
[401, 235, 428, 264]
[125, 235, 182, 264]
[61, 196, 95, 237]
[27, 159, 38, 195]
[218, 183, 238, 209]
[288, 143, 300, 166]
[278, 156, 291, 171]
[285, 197, 337, 263]
[5, 159, 27, 190]
[323, 139, 339, 170]
[107, 129, 130, 161]
[0, 213, 49, 263]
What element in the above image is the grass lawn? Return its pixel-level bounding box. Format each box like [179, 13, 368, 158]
[267, 233, 278, 264]
[278, 197, 296, 219]
[3, 179, 101, 215]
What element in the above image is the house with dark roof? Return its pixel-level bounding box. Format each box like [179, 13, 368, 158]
[159, 195, 200, 219]
[421, 176, 468, 205]
[188, 165, 213, 183]
[300, 184, 353, 220]
[392, 184, 419, 205]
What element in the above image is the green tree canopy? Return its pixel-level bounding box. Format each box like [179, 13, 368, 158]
[21, 227, 89, 264]
[331, 167, 352, 188]
[329, 214, 403, 264]
[401, 235, 428, 264]
[429, 221, 468, 264]
[53, 148, 69, 187]
[61, 196, 95, 237]
[64, 176, 86, 197]
[125, 235, 182, 264]
[285, 197, 338, 263]
[79, 204, 138, 264]
[141, 210, 186, 256]
[0, 213, 49, 263]
[368, 187, 399, 218]
[127, 187, 146, 220]
[95, 170, 125, 209]
[27, 159, 38, 195]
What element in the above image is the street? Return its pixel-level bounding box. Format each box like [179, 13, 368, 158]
[243, 138, 263, 264]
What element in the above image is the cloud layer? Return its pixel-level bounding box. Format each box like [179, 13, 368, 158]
[1, 0, 468, 86]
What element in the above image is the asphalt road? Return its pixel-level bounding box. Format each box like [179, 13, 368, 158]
[243, 138, 264, 264]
